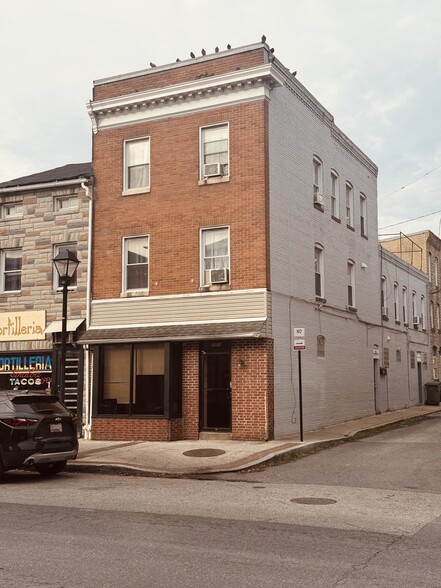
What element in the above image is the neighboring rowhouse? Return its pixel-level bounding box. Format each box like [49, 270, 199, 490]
[378, 247, 429, 410]
[0, 163, 92, 426]
[382, 231, 440, 380]
[81, 40, 426, 442]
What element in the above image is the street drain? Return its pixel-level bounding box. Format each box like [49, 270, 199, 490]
[183, 448, 226, 457]
[291, 497, 337, 505]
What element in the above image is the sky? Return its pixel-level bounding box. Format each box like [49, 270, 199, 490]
[1, 0, 440, 237]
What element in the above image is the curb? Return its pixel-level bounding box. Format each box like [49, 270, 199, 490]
[66, 410, 441, 478]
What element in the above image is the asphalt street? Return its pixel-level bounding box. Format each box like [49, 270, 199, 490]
[1, 413, 441, 587]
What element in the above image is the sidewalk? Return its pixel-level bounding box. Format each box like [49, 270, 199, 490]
[68, 405, 441, 477]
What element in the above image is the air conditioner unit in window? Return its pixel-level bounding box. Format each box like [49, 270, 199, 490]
[381, 307, 389, 318]
[203, 163, 225, 178]
[413, 316, 421, 326]
[314, 192, 324, 205]
[210, 268, 229, 284]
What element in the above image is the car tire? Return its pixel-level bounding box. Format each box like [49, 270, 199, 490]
[35, 461, 67, 477]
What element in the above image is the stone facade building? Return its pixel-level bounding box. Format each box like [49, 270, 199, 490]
[0, 163, 92, 425]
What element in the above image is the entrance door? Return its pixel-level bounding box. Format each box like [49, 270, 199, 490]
[373, 358, 380, 414]
[201, 342, 231, 431]
[417, 361, 423, 404]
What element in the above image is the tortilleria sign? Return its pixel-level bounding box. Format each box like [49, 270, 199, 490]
[0, 311, 46, 341]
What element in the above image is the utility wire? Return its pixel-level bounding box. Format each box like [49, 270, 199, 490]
[379, 162, 441, 201]
[378, 208, 441, 230]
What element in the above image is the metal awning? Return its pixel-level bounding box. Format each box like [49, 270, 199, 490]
[44, 319, 85, 334]
[77, 320, 268, 345]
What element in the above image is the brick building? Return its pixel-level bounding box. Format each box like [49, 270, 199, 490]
[81, 40, 427, 442]
[382, 231, 440, 379]
[0, 163, 92, 425]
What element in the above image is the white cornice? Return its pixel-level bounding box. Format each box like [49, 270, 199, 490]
[87, 65, 284, 133]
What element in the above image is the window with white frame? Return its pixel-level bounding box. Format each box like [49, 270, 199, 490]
[1, 202, 23, 219]
[347, 260, 355, 307]
[331, 170, 339, 218]
[381, 275, 386, 310]
[55, 195, 78, 212]
[394, 282, 399, 321]
[437, 304, 440, 331]
[124, 138, 150, 192]
[428, 252, 432, 282]
[200, 124, 229, 179]
[314, 244, 324, 298]
[123, 236, 149, 291]
[435, 257, 439, 287]
[201, 227, 230, 286]
[430, 301, 434, 330]
[1, 249, 22, 292]
[421, 295, 425, 329]
[402, 286, 408, 324]
[345, 182, 354, 227]
[53, 244, 78, 289]
[360, 193, 367, 237]
[412, 291, 416, 318]
[313, 157, 323, 205]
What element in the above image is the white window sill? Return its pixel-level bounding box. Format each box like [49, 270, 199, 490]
[55, 287, 77, 293]
[122, 187, 150, 196]
[120, 290, 150, 298]
[55, 208, 78, 214]
[198, 176, 230, 186]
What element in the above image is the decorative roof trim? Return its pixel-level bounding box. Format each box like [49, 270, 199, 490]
[87, 64, 284, 134]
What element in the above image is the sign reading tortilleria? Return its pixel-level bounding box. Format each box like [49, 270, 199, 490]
[0, 311, 46, 341]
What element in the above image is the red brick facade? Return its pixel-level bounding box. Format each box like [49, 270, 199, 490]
[89, 45, 275, 442]
[91, 339, 274, 441]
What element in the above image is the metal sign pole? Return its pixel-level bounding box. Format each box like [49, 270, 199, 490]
[298, 349, 303, 442]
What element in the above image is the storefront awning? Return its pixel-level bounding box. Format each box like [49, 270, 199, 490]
[77, 320, 268, 344]
[44, 319, 85, 334]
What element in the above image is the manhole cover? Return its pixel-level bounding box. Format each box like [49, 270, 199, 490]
[183, 448, 226, 458]
[290, 497, 337, 505]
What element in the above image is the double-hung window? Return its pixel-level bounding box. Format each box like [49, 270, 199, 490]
[331, 170, 339, 218]
[394, 282, 399, 321]
[360, 193, 367, 237]
[53, 244, 78, 289]
[201, 227, 230, 286]
[421, 295, 425, 329]
[314, 244, 324, 299]
[200, 124, 229, 179]
[123, 236, 149, 292]
[124, 138, 150, 193]
[347, 260, 355, 307]
[1, 249, 22, 292]
[428, 252, 432, 282]
[345, 182, 354, 227]
[402, 286, 408, 324]
[313, 157, 323, 206]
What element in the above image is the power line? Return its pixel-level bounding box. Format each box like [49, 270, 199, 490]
[379, 162, 441, 201]
[378, 208, 441, 230]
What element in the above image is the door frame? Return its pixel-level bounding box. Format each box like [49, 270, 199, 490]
[199, 341, 232, 432]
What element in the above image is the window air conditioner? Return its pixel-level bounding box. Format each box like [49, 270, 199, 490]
[413, 316, 421, 326]
[210, 268, 229, 284]
[314, 192, 324, 205]
[381, 307, 389, 318]
[203, 163, 225, 178]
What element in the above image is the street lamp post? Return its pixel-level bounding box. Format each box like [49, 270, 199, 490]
[52, 249, 80, 403]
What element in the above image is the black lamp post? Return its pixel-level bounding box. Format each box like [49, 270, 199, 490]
[52, 249, 80, 403]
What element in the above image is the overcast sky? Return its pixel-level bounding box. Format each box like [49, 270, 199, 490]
[1, 0, 440, 237]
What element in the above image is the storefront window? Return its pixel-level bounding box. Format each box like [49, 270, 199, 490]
[97, 343, 181, 417]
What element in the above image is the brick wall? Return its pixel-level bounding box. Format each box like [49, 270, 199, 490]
[92, 99, 268, 299]
[91, 417, 182, 441]
[93, 48, 266, 101]
[231, 339, 274, 440]
[182, 342, 199, 440]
